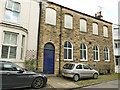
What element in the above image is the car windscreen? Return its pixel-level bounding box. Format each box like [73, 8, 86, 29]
[63, 64, 75, 70]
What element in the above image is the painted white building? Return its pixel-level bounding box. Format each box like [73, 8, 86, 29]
[113, 24, 120, 73]
[0, 0, 40, 67]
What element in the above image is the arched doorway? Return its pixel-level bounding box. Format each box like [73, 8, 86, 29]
[43, 43, 55, 74]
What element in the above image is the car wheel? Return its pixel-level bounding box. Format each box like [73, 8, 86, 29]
[73, 74, 79, 82]
[93, 73, 98, 79]
[32, 77, 44, 89]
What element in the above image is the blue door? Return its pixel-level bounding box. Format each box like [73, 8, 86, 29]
[43, 43, 55, 74]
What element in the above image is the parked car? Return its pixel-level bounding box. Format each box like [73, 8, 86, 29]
[62, 63, 99, 81]
[0, 61, 47, 89]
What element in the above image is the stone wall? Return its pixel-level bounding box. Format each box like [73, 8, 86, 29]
[38, 2, 114, 75]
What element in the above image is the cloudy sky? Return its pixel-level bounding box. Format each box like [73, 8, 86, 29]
[50, 0, 119, 25]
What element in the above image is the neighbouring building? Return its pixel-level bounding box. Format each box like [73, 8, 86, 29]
[37, 1, 114, 75]
[113, 24, 120, 73]
[0, 0, 39, 67]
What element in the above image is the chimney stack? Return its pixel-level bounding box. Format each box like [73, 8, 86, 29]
[95, 11, 103, 19]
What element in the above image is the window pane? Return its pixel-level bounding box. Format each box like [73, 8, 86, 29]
[80, 19, 86, 32]
[64, 14, 73, 29]
[5, 10, 11, 21]
[80, 44, 82, 49]
[6, 0, 12, 9]
[68, 49, 72, 59]
[68, 42, 72, 48]
[83, 44, 86, 49]
[64, 42, 67, 47]
[12, 12, 19, 22]
[9, 47, 17, 59]
[64, 49, 67, 59]
[93, 51, 95, 60]
[84, 50, 86, 59]
[45, 8, 56, 25]
[3, 32, 11, 44]
[106, 53, 108, 60]
[1, 46, 9, 58]
[11, 34, 17, 45]
[13, 3, 20, 11]
[80, 50, 82, 59]
[96, 52, 98, 60]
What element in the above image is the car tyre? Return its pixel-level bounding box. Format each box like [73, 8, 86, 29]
[32, 77, 44, 89]
[73, 74, 79, 82]
[93, 73, 98, 79]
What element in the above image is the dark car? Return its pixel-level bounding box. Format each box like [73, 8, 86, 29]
[0, 61, 47, 89]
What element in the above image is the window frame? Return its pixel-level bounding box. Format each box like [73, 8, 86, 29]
[93, 23, 98, 35]
[1, 32, 18, 59]
[20, 35, 25, 60]
[93, 46, 100, 61]
[45, 8, 57, 26]
[103, 26, 108, 37]
[64, 41, 73, 61]
[80, 43, 88, 61]
[5, 0, 20, 23]
[64, 14, 73, 29]
[80, 19, 87, 32]
[104, 47, 110, 61]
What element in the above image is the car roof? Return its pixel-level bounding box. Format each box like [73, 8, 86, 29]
[67, 62, 87, 65]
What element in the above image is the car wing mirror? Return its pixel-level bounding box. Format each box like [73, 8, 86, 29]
[18, 69, 24, 73]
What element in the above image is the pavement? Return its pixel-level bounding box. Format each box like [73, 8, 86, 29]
[21, 77, 119, 90]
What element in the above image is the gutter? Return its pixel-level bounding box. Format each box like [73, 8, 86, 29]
[36, 2, 42, 70]
[59, 6, 62, 74]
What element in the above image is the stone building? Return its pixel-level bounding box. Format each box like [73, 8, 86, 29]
[38, 1, 114, 75]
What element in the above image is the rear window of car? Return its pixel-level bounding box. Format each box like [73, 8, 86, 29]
[63, 64, 75, 70]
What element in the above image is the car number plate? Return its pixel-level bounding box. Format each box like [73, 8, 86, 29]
[64, 73, 67, 76]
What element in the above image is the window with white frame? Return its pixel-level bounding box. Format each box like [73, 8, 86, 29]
[104, 47, 110, 61]
[80, 19, 87, 32]
[45, 8, 56, 25]
[93, 23, 98, 35]
[1, 32, 18, 59]
[93, 46, 99, 61]
[5, 0, 20, 23]
[80, 43, 87, 61]
[64, 41, 73, 60]
[103, 26, 108, 37]
[64, 14, 73, 29]
[114, 41, 120, 48]
[20, 35, 25, 60]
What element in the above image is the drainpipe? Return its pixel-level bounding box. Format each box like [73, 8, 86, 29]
[59, 7, 62, 74]
[36, 2, 42, 71]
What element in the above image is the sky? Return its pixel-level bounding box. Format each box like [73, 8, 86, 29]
[50, 0, 119, 25]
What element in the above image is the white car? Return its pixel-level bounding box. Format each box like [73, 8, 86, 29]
[62, 63, 99, 81]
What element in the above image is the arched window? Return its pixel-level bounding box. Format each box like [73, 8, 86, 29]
[104, 47, 110, 61]
[93, 46, 99, 61]
[80, 19, 87, 32]
[64, 14, 73, 29]
[93, 23, 98, 35]
[64, 41, 73, 60]
[80, 43, 87, 61]
[45, 8, 56, 25]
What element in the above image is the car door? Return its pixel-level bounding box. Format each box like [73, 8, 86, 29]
[2, 62, 20, 89]
[2, 62, 31, 89]
[82, 65, 94, 78]
[75, 64, 85, 78]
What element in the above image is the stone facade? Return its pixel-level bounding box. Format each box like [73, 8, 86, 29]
[38, 2, 114, 75]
